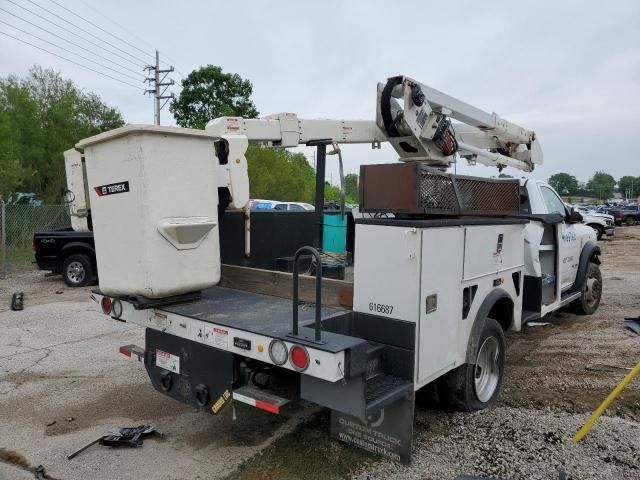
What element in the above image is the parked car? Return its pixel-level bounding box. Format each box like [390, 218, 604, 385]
[600, 207, 626, 225]
[33, 228, 97, 287]
[272, 201, 315, 211]
[572, 205, 615, 240]
[620, 205, 640, 225]
[249, 199, 278, 210]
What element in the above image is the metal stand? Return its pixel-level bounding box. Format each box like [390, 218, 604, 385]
[308, 140, 331, 250]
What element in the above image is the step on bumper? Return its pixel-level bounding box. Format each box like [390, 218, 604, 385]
[232, 385, 290, 415]
[119, 344, 145, 363]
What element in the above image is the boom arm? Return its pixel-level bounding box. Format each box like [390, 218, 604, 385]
[206, 76, 542, 207]
[376, 76, 542, 171]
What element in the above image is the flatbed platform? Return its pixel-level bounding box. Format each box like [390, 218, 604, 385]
[161, 286, 360, 353]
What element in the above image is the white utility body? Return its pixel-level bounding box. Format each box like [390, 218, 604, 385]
[66, 75, 602, 463]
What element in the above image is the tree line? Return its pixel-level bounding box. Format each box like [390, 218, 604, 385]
[548, 172, 638, 201]
[0, 66, 124, 201]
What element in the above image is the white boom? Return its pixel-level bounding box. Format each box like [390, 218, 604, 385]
[206, 75, 542, 178]
[375, 75, 542, 171]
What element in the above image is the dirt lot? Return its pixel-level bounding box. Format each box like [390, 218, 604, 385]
[1, 228, 639, 479]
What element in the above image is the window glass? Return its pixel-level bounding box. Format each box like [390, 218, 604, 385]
[289, 204, 304, 211]
[274, 204, 287, 211]
[540, 187, 566, 215]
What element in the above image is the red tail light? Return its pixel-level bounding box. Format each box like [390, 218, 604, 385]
[101, 296, 112, 315]
[289, 345, 309, 371]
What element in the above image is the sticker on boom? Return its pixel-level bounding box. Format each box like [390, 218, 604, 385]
[94, 181, 129, 197]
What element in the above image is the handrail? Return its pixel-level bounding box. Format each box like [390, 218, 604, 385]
[292, 246, 323, 342]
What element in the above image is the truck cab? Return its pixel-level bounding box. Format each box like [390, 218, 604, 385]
[520, 179, 601, 318]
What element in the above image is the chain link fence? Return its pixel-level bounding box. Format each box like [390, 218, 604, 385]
[0, 200, 71, 276]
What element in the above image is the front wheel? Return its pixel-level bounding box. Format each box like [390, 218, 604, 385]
[439, 317, 506, 411]
[589, 224, 604, 240]
[625, 217, 636, 226]
[571, 262, 602, 315]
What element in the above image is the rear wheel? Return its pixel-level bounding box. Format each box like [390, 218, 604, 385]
[571, 262, 602, 315]
[62, 253, 94, 287]
[439, 317, 505, 411]
[625, 216, 636, 226]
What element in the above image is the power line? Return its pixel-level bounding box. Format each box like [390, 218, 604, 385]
[22, 0, 149, 65]
[0, 19, 143, 83]
[0, 30, 145, 91]
[5, 0, 144, 69]
[72, 0, 188, 78]
[0, 9, 144, 79]
[46, 0, 153, 61]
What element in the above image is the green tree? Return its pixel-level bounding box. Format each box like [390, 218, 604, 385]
[0, 66, 124, 200]
[246, 146, 315, 202]
[344, 173, 358, 203]
[586, 171, 616, 200]
[324, 182, 341, 202]
[548, 172, 579, 196]
[170, 65, 259, 129]
[618, 175, 640, 199]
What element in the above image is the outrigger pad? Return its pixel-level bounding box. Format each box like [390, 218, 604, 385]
[330, 392, 414, 464]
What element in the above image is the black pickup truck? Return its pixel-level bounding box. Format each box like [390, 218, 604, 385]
[33, 228, 97, 287]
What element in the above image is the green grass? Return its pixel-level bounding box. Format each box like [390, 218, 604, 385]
[5, 247, 35, 266]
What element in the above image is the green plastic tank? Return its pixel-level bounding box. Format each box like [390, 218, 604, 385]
[322, 213, 347, 253]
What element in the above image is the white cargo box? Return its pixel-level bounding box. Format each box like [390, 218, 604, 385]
[77, 125, 221, 299]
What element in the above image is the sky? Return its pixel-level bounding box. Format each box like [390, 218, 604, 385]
[1, 0, 639, 186]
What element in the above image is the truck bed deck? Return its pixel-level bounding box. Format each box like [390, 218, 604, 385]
[161, 286, 358, 353]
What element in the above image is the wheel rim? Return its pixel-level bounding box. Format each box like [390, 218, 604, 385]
[66, 261, 86, 284]
[474, 336, 500, 403]
[583, 271, 601, 307]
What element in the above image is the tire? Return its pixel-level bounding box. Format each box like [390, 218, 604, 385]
[571, 262, 602, 315]
[61, 253, 94, 287]
[589, 224, 604, 240]
[625, 216, 636, 226]
[439, 317, 506, 411]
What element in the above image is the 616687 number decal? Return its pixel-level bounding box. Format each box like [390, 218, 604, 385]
[369, 302, 394, 315]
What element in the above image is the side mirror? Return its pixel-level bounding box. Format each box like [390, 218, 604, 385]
[567, 207, 583, 223]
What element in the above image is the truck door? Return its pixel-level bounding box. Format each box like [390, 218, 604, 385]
[539, 186, 580, 290]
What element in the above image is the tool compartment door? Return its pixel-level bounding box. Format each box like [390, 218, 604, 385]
[353, 224, 422, 323]
[418, 227, 464, 383]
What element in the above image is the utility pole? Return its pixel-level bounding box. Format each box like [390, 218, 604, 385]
[145, 50, 175, 125]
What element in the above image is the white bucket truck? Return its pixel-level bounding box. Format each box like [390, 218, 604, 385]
[65, 76, 602, 462]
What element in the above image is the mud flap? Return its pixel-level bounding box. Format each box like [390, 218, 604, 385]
[330, 392, 415, 464]
[144, 328, 234, 414]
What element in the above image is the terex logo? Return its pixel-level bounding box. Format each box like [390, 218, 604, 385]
[94, 181, 130, 197]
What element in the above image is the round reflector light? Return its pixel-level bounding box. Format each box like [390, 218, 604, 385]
[111, 299, 123, 318]
[101, 296, 112, 315]
[268, 340, 288, 365]
[289, 345, 309, 371]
